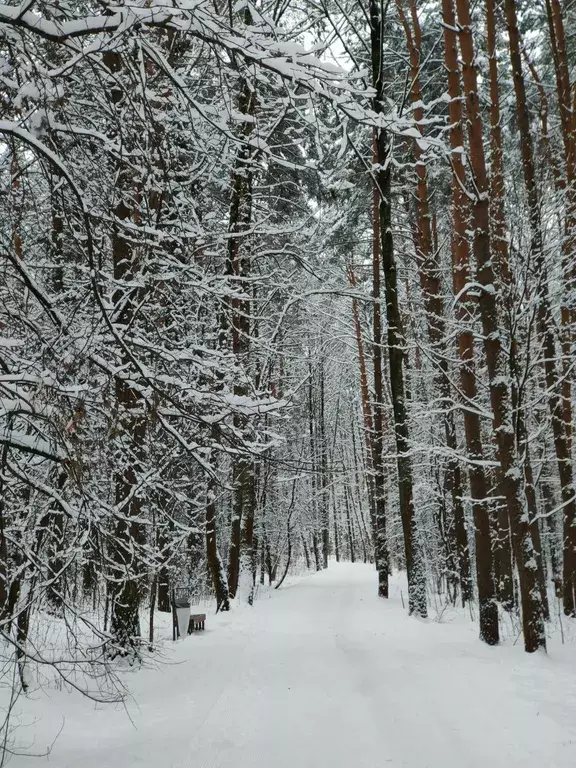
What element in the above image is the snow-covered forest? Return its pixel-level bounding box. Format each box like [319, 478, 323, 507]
[2, 0, 576, 764]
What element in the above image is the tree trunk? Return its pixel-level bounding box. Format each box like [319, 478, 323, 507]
[333, 485, 341, 563]
[457, 0, 545, 652]
[544, 0, 576, 396]
[319, 362, 330, 568]
[397, 0, 471, 605]
[157, 565, 171, 613]
[225, 18, 257, 598]
[239, 461, 258, 604]
[345, 482, 356, 563]
[371, 0, 426, 617]
[442, 0, 499, 644]
[206, 452, 230, 611]
[485, 0, 518, 615]
[312, 532, 321, 572]
[492, 471, 515, 612]
[505, 0, 575, 621]
[368, 133, 390, 598]
[104, 50, 146, 657]
[348, 267, 381, 575]
[302, 534, 312, 570]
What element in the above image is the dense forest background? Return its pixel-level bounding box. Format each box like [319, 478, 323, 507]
[1, 0, 576, 749]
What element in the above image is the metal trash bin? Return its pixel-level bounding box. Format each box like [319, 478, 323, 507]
[174, 597, 191, 640]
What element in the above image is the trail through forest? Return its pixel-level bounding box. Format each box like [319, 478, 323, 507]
[10, 563, 576, 767]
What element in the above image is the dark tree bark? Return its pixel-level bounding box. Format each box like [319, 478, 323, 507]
[333, 486, 341, 563]
[370, 0, 426, 617]
[104, 50, 147, 657]
[302, 534, 312, 570]
[319, 362, 330, 568]
[225, 44, 256, 600]
[505, 0, 575, 621]
[368, 142, 390, 598]
[485, 0, 517, 615]
[157, 565, 171, 613]
[312, 532, 321, 572]
[240, 461, 258, 604]
[206, 455, 230, 611]
[443, 0, 500, 643]
[544, 0, 576, 397]
[345, 483, 356, 563]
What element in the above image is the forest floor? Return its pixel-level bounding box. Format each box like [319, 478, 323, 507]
[7, 562, 576, 767]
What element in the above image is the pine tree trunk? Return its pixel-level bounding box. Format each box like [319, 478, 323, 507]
[225, 55, 256, 599]
[206, 430, 230, 611]
[457, 0, 545, 652]
[345, 483, 356, 563]
[302, 534, 312, 570]
[104, 50, 146, 657]
[542, 482, 562, 598]
[505, 0, 575, 620]
[541, 0, 576, 616]
[227, 461, 244, 599]
[312, 532, 321, 572]
[350, 417, 375, 562]
[545, 0, 576, 394]
[442, 0, 499, 643]
[397, 0, 471, 604]
[239, 461, 257, 604]
[333, 486, 341, 563]
[347, 267, 380, 574]
[369, 132, 390, 597]
[319, 362, 330, 568]
[370, 0, 426, 617]
[485, 0, 519, 615]
[157, 565, 171, 613]
[493, 470, 515, 612]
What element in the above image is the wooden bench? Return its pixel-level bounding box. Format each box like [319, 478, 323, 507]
[188, 613, 206, 633]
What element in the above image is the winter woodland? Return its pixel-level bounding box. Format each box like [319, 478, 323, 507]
[2, 0, 576, 764]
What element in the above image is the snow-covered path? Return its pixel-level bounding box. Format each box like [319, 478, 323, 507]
[10, 563, 576, 767]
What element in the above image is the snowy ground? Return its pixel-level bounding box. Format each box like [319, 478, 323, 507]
[6, 562, 576, 767]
